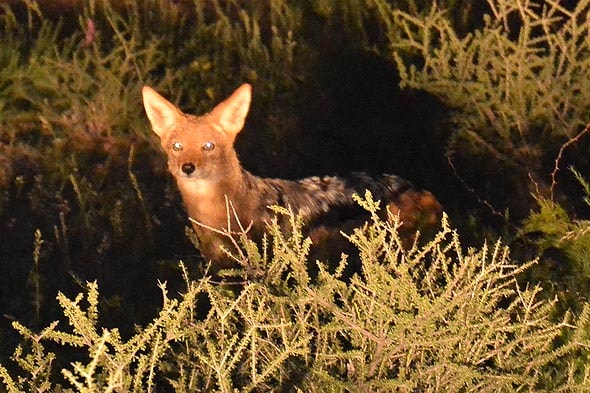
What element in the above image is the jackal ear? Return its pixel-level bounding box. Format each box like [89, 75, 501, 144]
[211, 83, 251, 138]
[142, 86, 182, 138]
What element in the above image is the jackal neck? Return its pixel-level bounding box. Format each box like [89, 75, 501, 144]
[177, 164, 258, 231]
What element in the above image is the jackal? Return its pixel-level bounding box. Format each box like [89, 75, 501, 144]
[142, 83, 442, 272]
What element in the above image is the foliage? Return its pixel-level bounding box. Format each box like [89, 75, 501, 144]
[0, 0, 452, 355]
[1, 195, 589, 392]
[522, 169, 590, 300]
[0, 0, 450, 385]
[0, 0, 327, 348]
[374, 0, 590, 215]
[4, 0, 590, 390]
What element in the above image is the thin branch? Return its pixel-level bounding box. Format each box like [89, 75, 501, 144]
[446, 155, 506, 219]
[550, 123, 590, 201]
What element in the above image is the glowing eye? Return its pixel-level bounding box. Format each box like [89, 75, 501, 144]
[172, 141, 183, 151]
[203, 141, 215, 151]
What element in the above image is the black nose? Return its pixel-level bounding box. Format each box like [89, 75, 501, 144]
[181, 163, 196, 175]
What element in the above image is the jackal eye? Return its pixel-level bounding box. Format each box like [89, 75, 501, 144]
[172, 141, 183, 152]
[202, 141, 215, 151]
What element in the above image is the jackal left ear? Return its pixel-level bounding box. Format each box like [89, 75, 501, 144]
[142, 86, 182, 138]
[211, 83, 251, 138]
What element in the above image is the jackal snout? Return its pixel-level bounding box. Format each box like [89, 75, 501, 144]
[181, 162, 196, 175]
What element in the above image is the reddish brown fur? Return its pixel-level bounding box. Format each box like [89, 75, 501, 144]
[142, 84, 442, 272]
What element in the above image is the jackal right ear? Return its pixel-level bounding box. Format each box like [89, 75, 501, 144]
[210, 83, 252, 138]
[142, 86, 182, 138]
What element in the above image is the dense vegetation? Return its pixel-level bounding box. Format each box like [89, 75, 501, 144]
[1, 0, 590, 391]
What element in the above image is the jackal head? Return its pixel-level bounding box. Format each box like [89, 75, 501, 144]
[142, 84, 251, 188]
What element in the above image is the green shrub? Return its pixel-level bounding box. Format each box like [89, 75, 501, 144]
[0, 0, 318, 342]
[374, 0, 590, 216]
[1, 0, 443, 378]
[1, 194, 588, 392]
[4, 1, 590, 390]
[522, 169, 590, 301]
